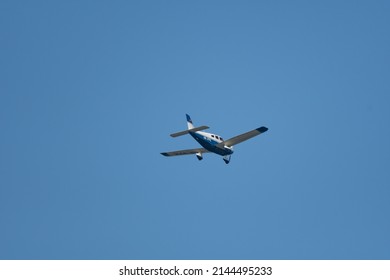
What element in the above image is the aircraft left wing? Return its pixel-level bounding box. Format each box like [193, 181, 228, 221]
[221, 126, 268, 147]
[161, 148, 210, 157]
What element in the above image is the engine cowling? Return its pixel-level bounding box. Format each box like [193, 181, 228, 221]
[196, 152, 203, 161]
[224, 145, 234, 153]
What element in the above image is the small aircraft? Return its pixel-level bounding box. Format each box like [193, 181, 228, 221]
[161, 114, 268, 164]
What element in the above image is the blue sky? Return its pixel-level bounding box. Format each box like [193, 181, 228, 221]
[1, 1, 389, 259]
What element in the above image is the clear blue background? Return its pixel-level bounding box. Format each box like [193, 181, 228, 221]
[1, 1, 389, 259]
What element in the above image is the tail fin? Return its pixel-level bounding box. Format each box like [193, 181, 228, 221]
[169, 114, 209, 137]
[186, 114, 194, 129]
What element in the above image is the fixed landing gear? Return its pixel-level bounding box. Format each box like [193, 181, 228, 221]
[223, 155, 231, 164]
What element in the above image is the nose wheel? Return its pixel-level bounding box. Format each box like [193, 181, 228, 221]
[223, 155, 231, 164]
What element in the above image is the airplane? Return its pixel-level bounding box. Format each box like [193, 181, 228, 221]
[161, 114, 268, 164]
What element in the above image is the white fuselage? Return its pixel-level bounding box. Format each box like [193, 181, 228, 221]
[190, 131, 234, 156]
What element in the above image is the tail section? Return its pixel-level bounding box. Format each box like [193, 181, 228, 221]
[186, 114, 194, 129]
[170, 125, 209, 137]
[169, 114, 209, 137]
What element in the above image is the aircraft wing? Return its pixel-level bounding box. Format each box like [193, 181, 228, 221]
[161, 148, 210, 157]
[221, 126, 268, 147]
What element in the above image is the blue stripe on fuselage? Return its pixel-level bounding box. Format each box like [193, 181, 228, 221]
[189, 132, 233, 156]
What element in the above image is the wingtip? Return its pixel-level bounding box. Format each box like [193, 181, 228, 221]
[257, 126, 268, 133]
[161, 152, 169, 156]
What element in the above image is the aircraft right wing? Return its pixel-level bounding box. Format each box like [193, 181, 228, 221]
[161, 148, 210, 157]
[221, 126, 268, 147]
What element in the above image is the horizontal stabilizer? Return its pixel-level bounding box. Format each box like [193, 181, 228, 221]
[161, 148, 210, 157]
[170, 125, 209, 137]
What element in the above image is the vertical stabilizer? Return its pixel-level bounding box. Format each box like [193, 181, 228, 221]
[186, 114, 194, 129]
